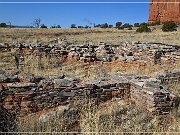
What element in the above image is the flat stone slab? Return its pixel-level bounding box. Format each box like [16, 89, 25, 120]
[7, 83, 37, 88]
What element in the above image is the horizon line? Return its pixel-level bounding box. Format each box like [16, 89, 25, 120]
[0, 2, 180, 4]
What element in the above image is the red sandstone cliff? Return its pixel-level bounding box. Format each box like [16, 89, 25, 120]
[148, 0, 180, 23]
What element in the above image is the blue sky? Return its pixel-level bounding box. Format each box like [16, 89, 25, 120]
[0, 0, 149, 27]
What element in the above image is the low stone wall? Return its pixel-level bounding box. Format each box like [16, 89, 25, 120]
[0, 75, 131, 116]
[0, 72, 177, 116]
[1, 42, 180, 68]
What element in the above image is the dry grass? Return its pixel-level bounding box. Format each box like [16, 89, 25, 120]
[0, 27, 180, 45]
[1, 51, 180, 81]
[16, 98, 180, 133]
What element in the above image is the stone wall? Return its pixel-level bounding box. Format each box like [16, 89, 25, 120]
[0, 75, 131, 116]
[1, 42, 180, 69]
[0, 72, 177, 116]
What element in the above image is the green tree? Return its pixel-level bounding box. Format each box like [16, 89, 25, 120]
[51, 25, 61, 28]
[78, 26, 84, 28]
[108, 25, 113, 28]
[115, 22, 122, 29]
[122, 23, 133, 29]
[71, 24, 77, 28]
[0, 23, 7, 27]
[148, 21, 161, 26]
[40, 24, 47, 28]
[140, 22, 148, 26]
[100, 23, 109, 28]
[85, 25, 91, 28]
[134, 23, 140, 27]
[94, 24, 101, 28]
[162, 21, 177, 32]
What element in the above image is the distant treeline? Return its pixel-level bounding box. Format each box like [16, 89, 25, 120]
[0, 20, 178, 32]
[0, 20, 163, 29]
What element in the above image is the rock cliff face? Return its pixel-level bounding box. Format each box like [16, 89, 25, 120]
[148, 0, 180, 23]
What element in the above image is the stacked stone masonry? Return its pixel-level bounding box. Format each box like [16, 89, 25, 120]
[1, 41, 180, 66]
[1, 71, 178, 116]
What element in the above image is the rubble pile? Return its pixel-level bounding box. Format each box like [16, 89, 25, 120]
[0, 72, 177, 116]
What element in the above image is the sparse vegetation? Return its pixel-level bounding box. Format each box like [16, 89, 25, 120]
[0, 26, 179, 133]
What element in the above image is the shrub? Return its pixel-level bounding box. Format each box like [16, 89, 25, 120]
[140, 22, 148, 26]
[100, 23, 109, 28]
[134, 23, 140, 27]
[51, 25, 61, 28]
[77, 26, 84, 28]
[71, 24, 77, 28]
[108, 25, 113, 28]
[0, 23, 7, 27]
[94, 24, 101, 28]
[148, 21, 161, 26]
[128, 27, 133, 30]
[122, 23, 133, 29]
[85, 25, 91, 28]
[115, 22, 122, 29]
[40, 24, 48, 28]
[136, 23, 151, 33]
[162, 21, 177, 32]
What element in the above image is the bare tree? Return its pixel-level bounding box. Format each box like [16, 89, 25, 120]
[32, 18, 41, 28]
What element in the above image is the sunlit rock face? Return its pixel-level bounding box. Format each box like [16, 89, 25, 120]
[148, 0, 180, 23]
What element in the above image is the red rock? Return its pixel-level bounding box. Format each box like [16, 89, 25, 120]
[148, 0, 180, 23]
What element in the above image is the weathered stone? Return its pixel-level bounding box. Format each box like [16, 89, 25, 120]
[0, 74, 19, 83]
[7, 83, 37, 88]
[26, 75, 44, 83]
[53, 79, 76, 88]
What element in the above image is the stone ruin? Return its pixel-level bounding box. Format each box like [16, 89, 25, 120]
[0, 70, 179, 117]
[0, 41, 180, 131]
[1, 41, 180, 69]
